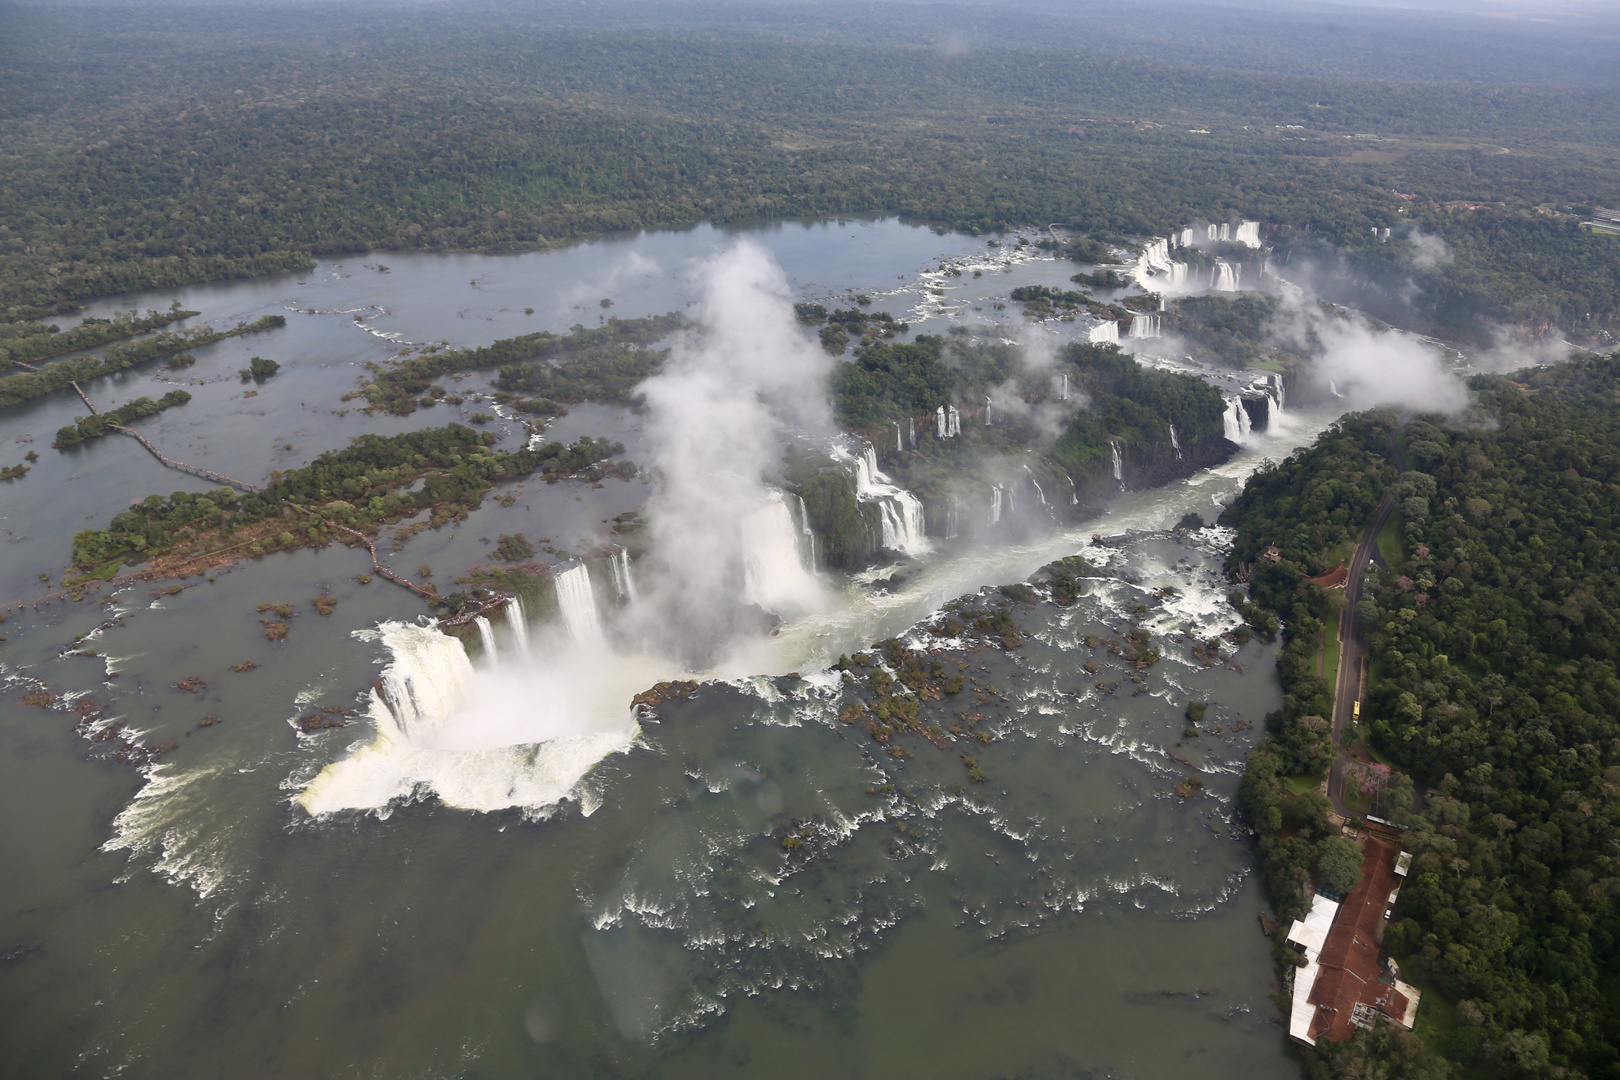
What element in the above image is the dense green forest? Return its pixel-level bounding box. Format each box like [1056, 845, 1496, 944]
[1227, 359, 1620, 1080]
[1, 4, 1618, 346]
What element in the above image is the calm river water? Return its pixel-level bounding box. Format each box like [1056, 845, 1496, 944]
[0, 219, 1330, 1079]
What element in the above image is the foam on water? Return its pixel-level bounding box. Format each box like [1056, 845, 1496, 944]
[298, 620, 683, 817]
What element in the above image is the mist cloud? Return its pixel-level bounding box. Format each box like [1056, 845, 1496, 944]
[632, 240, 831, 662]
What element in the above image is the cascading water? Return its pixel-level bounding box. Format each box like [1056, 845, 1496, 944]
[908, 416, 916, 449]
[1211, 262, 1240, 292]
[948, 405, 961, 437]
[1023, 465, 1048, 509]
[987, 485, 1003, 527]
[847, 446, 930, 556]
[1219, 223, 1231, 242]
[609, 547, 639, 603]
[1059, 372, 1069, 401]
[945, 495, 960, 540]
[1128, 314, 1161, 339]
[1222, 396, 1253, 443]
[1207, 224, 1219, 243]
[894, 421, 904, 456]
[1170, 423, 1182, 460]
[1110, 441, 1124, 489]
[508, 594, 529, 654]
[1088, 320, 1120, 345]
[1235, 220, 1262, 247]
[555, 564, 607, 649]
[984, 397, 993, 427]
[740, 492, 822, 612]
[476, 616, 498, 661]
[1133, 238, 1188, 289]
[936, 406, 948, 439]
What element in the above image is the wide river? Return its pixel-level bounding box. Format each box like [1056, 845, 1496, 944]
[0, 218, 1335, 1078]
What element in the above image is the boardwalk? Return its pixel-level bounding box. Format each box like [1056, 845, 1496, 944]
[108, 424, 261, 493]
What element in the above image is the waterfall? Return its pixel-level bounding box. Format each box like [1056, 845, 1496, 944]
[846, 445, 930, 556]
[475, 616, 498, 661]
[987, 485, 1003, 527]
[908, 416, 916, 449]
[1329, 379, 1343, 399]
[1178, 227, 1194, 247]
[1207, 224, 1219, 242]
[1219, 223, 1231, 242]
[608, 546, 639, 603]
[1110, 440, 1124, 488]
[554, 564, 606, 648]
[945, 495, 960, 540]
[1221, 395, 1252, 443]
[936, 405, 947, 439]
[1060, 372, 1069, 401]
[948, 405, 960, 437]
[740, 492, 821, 611]
[1133, 238, 1188, 289]
[1023, 465, 1048, 508]
[894, 421, 903, 456]
[1235, 220, 1262, 247]
[984, 396, 993, 427]
[508, 594, 529, 654]
[1088, 320, 1119, 345]
[1128, 314, 1161, 339]
[1170, 423, 1182, 460]
[789, 493, 818, 571]
[1067, 473, 1079, 506]
[1211, 261, 1239, 292]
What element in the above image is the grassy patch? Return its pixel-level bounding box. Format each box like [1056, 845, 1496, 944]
[1284, 772, 1326, 795]
[1376, 509, 1405, 565]
[1246, 357, 1286, 372]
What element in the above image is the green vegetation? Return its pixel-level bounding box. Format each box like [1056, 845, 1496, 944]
[1167, 295, 1302, 371]
[1230, 359, 1620, 1079]
[359, 312, 684, 415]
[242, 356, 280, 380]
[0, 7, 1615, 349]
[70, 426, 629, 573]
[1, 303, 198, 368]
[54, 390, 192, 447]
[785, 336, 1231, 566]
[0, 315, 285, 410]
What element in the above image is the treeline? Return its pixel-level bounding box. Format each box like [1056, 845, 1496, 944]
[0, 315, 285, 410]
[1229, 362, 1620, 1080]
[1, 303, 198, 368]
[361, 313, 685, 415]
[0, 11, 1616, 347]
[71, 425, 630, 571]
[54, 390, 191, 447]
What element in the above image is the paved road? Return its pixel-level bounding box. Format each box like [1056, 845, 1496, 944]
[1326, 439, 1407, 816]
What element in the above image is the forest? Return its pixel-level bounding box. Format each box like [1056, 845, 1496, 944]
[1227, 360, 1620, 1080]
[0, 4, 1617, 348]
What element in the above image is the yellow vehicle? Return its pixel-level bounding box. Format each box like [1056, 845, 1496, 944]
[1353, 700, 1362, 721]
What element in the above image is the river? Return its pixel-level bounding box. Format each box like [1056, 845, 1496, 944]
[0, 218, 1339, 1079]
